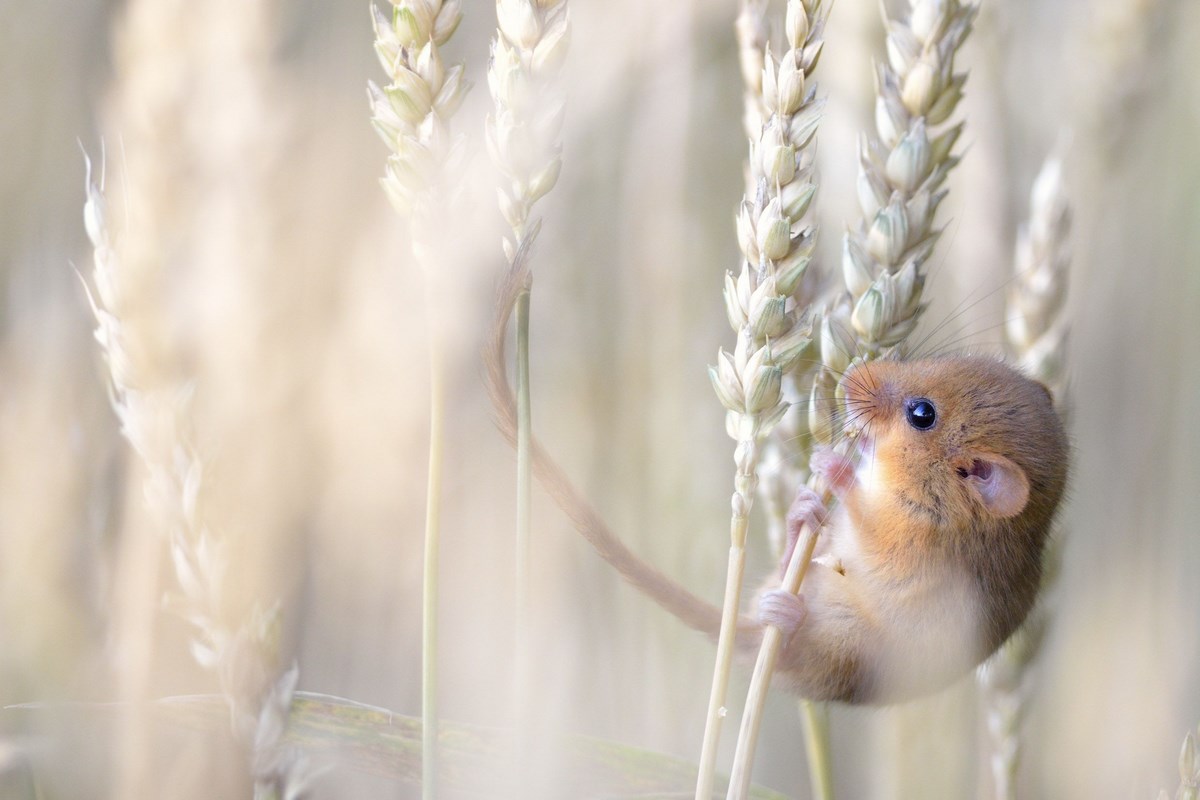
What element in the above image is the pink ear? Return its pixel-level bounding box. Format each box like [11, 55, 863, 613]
[963, 454, 1030, 518]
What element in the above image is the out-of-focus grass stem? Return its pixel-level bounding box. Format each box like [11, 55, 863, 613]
[513, 278, 533, 778]
[422, 292, 445, 800]
[368, 3, 469, 792]
[485, 0, 570, 787]
[800, 699, 833, 800]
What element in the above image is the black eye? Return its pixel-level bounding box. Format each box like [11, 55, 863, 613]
[905, 398, 937, 430]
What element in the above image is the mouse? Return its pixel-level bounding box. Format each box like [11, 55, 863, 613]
[486, 260, 1069, 704]
[758, 354, 1068, 702]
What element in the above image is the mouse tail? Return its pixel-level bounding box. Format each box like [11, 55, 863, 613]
[484, 243, 737, 640]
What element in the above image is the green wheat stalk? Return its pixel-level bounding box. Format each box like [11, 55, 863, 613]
[485, 0, 570, 788]
[368, 2, 467, 794]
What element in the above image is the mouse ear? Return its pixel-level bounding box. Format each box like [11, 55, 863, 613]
[961, 454, 1030, 518]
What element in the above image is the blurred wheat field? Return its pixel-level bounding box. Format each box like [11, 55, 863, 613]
[2, 0, 1199, 797]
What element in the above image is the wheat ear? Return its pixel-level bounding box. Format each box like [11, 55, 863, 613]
[488, 0, 569, 256]
[1004, 156, 1071, 398]
[735, 0, 770, 195]
[977, 153, 1072, 800]
[697, 2, 826, 797]
[83, 162, 311, 799]
[738, 0, 822, 553]
[369, 3, 467, 796]
[842, 0, 976, 354]
[370, 1, 467, 217]
[728, 2, 978, 795]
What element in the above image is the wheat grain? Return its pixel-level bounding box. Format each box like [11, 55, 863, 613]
[487, 0, 569, 259]
[842, 0, 978, 356]
[714, 0, 829, 575]
[1158, 725, 1200, 800]
[1178, 727, 1200, 800]
[369, 0, 467, 217]
[735, 0, 770, 194]
[1005, 156, 1071, 398]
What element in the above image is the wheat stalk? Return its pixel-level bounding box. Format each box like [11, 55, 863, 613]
[485, 0, 570, 789]
[369, 3, 467, 796]
[83, 161, 311, 799]
[697, 2, 827, 797]
[977, 153, 1072, 800]
[728, 2, 978, 795]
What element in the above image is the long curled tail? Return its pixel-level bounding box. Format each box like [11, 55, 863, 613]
[483, 242, 736, 639]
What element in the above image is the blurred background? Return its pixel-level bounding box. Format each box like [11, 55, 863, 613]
[1, 0, 1198, 797]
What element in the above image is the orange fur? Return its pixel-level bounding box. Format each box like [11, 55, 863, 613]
[767, 356, 1068, 702]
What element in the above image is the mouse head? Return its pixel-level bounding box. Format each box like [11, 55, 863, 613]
[841, 355, 1067, 527]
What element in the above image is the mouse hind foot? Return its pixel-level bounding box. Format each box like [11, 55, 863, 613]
[758, 589, 807, 644]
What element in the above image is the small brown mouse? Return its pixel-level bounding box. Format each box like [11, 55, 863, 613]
[486, 260, 1068, 704]
[758, 355, 1068, 702]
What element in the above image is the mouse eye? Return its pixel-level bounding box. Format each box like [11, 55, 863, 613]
[905, 398, 937, 430]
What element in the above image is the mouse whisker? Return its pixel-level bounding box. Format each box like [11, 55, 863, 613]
[918, 313, 1035, 360]
[906, 277, 1015, 359]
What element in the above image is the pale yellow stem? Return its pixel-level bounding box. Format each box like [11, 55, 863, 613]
[727, 513, 822, 799]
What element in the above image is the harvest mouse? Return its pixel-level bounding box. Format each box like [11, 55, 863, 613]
[758, 355, 1068, 702]
[486, 262, 1068, 704]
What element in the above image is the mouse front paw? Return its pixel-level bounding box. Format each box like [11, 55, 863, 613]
[810, 447, 856, 498]
[759, 589, 807, 643]
[783, 485, 828, 574]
